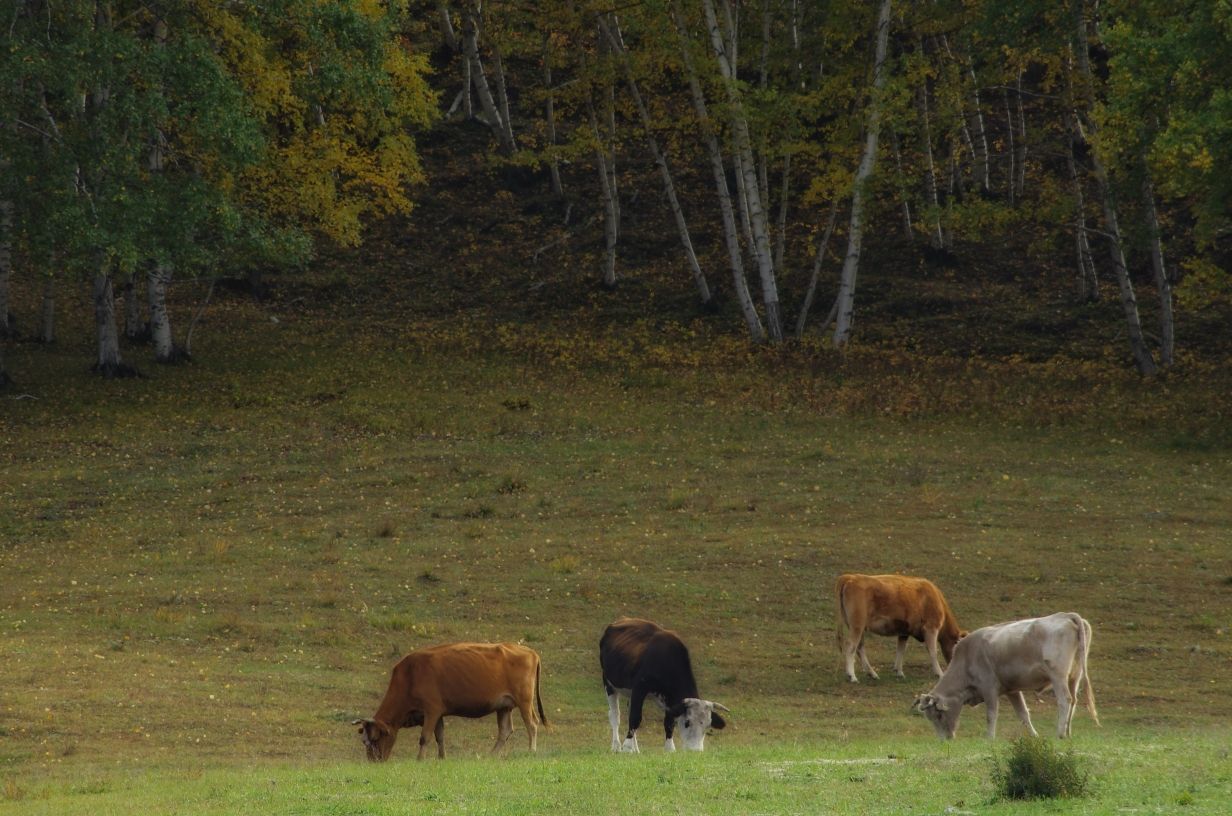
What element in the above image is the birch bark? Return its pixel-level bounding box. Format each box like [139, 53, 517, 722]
[0, 199, 11, 337]
[93, 261, 126, 375]
[1071, 0, 1156, 375]
[586, 91, 619, 288]
[462, 9, 515, 154]
[1065, 119, 1099, 301]
[543, 40, 563, 198]
[40, 276, 54, 344]
[672, 1, 763, 340]
[832, 0, 892, 349]
[915, 74, 945, 248]
[124, 278, 145, 339]
[702, 0, 783, 341]
[599, 16, 712, 306]
[795, 198, 841, 338]
[1014, 74, 1028, 198]
[1142, 176, 1173, 367]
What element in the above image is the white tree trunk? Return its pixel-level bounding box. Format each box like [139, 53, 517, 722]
[703, 0, 783, 341]
[40, 276, 55, 344]
[1004, 88, 1016, 204]
[94, 264, 125, 375]
[832, 0, 892, 349]
[890, 131, 913, 240]
[490, 43, 517, 151]
[148, 262, 175, 362]
[1142, 176, 1173, 367]
[1072, 0, 1156, 375]
[774, 154, 793, 274]
[437, 2, 459, 51]
[796, 198, 841, 337]
[1014, 75, 1028, 197]
[543, 45, 563, 198]
[124, 277, 145, 340]
[915, 76, 946, 249]
[586, 94, 619, 289]
[1065, 121, 1099, 301]
[968, 74, 991, 193]
[601, 16, 712, 306]
[462, 10, 514, 154]
[0, 198, 11, 337]
[672, 0, 763, 340]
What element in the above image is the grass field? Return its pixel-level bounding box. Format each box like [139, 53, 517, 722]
[2, 285, 1231, 814]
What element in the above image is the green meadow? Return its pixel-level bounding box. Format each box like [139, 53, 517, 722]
[2, 290, 1230, 814]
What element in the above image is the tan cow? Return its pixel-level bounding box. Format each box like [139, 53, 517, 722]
[913, 612, 1099, 739]
[835, 573, 965, 682]
[353, 642, 546, 760]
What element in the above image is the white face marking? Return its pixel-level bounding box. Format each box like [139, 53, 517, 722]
[676, 699, 713, 751]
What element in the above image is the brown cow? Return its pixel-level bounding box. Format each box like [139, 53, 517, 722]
[836, 573, 965, 682]
[353, 642, 546, 761]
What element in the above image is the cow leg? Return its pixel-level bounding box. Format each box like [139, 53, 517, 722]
[984, 695, 1000, 739]
[492, 708, 513, 754]
[857, 635, 880, 680]
[1008, 692, 1038, 737]
[923, 629, 944, 677]
[419, 712, 443, 760]
[607, 691, 621, 751]
[434, 717, 446, 759]
[663, 711, 676, 752]
[893, 636, 909, 677]
[843, 629, 860, 682]
[623, 686, 648, 753]
[516, 700, 539, 752]
[1053, 670, 1075, 738]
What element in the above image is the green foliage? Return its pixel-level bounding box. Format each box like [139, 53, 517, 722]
[992, 737, 1091, 801]
[0, 0, 433, 285]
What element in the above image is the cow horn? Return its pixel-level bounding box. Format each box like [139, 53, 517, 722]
[711, 702, 731, 713]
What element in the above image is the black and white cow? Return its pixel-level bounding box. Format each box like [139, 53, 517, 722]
[598, 617, 729, 752]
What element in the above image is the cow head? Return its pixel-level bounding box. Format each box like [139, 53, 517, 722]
[667, 698, 729, 751]
[912, 693, 960, 740]
[353, 718, 397, 761]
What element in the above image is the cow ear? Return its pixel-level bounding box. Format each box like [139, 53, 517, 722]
[666, 702, 687, 721]
[709, 711, 726, 730]
[933, 698, 949, 712]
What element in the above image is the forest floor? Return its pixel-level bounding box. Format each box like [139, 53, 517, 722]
[1, 122, 1231, 814]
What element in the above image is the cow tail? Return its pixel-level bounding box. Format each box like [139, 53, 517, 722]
[835, 576, 849, 654]
[1077, 615, 1100, 726]
[535, 657, 549, 728]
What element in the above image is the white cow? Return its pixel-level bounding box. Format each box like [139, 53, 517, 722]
[913, 612, 1099, 739]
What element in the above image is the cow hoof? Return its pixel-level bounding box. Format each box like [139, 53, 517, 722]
[847, 676, 859, 683]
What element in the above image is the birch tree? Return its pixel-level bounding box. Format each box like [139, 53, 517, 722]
[599, 14, 712, 307]
[671, 0, 763, 340]
[702, 0, 784, 341]
[832, 0, 892, 349]
[1070, 0, 1156, 375]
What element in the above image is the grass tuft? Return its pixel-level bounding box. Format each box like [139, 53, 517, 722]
[991, 736, 1090, 801]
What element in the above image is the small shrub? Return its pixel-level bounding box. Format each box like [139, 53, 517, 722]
[496, 476, 527, 495]
[992, 736, 1089, 801]
[548, 555, 580, 574]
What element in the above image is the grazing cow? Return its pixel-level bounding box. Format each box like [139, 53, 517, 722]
[353, 642, 546, 760]
[599, 617, 729, 752]
[835, 573, 966, 682]
[913, 612, 1099, 739]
